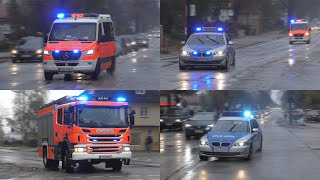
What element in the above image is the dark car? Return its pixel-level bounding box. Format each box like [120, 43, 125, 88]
[305, 110, 320, 122]
[221, 111, 243, 117]
[116, 36, 130, 54]
[136, 34, 149, 48]
[11, 36, 44, 63]
[129, 36, 139, 51]
[184, 112, 216, 139]
[160, 107, 190, 131]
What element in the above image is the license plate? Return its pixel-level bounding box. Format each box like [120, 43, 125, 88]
[21, 55, 31, 57]
[99, 155, 112, 159]
[213, 147, 229, 152]
[195, 130, 204, 133]
[59, 67, 74, 72]
[194, 57, 210, 61]
[166, 123, 173, 126]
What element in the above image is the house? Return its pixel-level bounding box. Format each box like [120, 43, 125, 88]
[81, 90, 160, 151]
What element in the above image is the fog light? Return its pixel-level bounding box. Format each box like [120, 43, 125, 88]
[124, 147, 130, 151]
[74, 147, 86, 152]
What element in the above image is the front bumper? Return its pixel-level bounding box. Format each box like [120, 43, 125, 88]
[289, 36, 310, 42]
[179, 54, 227, 66]
[199, 144, 250, 158]
[43, 59, 98, 74]
[72, 151, 132, 161]
[11, 53, 42, 60]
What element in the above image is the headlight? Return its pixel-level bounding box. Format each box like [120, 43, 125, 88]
[131, 42, 136, 45]
[200, 140, 208, 145]
[123, 146, 130, 151]
[215, 50, 224, 56]
[185, 124, 192, 127]
[36, 49, 42, 54]
[234, 141, 247, 146]
[74, 147, 86, 152]
[43, 50, 50, 55]
[180, 50, 189, 56]
[11, 50, 18, 54]
[84, 49, 94, 55]
[160, 119, 163, 122]
[176, 119, 181, 122]
[143, 41, 147, 44]
[207, 124, 214, 128]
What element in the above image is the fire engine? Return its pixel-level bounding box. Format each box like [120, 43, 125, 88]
[37, 95, 135, 172]
[43, 13, 116, 80]
[289, 19, 311, 44]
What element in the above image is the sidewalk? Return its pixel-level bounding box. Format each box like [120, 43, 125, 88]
[277, 117, 320, 152]
[161, 30, 286, 60]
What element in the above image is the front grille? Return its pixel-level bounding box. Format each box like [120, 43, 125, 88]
[55, 63, 79, 67]
[211, 142, 231, 147]
[294, 34, 304, 38]
[87, 134, 123, 143]
[89, 144, 121, 154]
[52, 51, 82, 60]
[202, 151, 241, 156]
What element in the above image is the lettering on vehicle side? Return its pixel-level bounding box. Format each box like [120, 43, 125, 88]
[96, 129, 114, 133]
[212, 135, 235, 138]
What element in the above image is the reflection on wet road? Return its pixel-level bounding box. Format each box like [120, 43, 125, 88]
[160, 109, 320, 180]
[161, 31, 320, 90]
[0, 39, 159, 90]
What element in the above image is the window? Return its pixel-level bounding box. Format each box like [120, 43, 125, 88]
[57, 108, 62, 125]
[135, 90, 146, 95]
[103, 22, 115, 41]
[64, 106, 74, 125]
[98, 23, 104, 37]
[140, 106, 148, 117]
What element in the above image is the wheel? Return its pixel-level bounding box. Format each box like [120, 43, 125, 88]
[107, 56, 116, 75]
[62, 148, 74, 173]
[91, 59, 101, 80]
[64, 74, 72, 81]
[185, 134, 191, 140]
[112, 160, 122, 171]
[199, 156, 209, 161]
[179, 61, 186, 70]
[43, 147, 50, 168]
[222, 59, 228, 70]
[12, 59, 17, 63]
[307, 40, 310, 44]
[44, 72, 53, 81]
[232, 54, 236, 65]
[245, 144, 253, 161]
[257, 140, 262, 152]
[289, 41, 293, 45]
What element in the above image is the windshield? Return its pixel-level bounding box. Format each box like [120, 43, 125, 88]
[76, 105, 128, 128]
[163, 108, 184, 117]
[17, 38, 43, 47]
[187, 34, 225, 45]
[211, 120, 249, 132]
[49, 23, 96, 41]
[290, 23, 308, 30]
[308, 110, 319, 116]
[221, 112, 243, 117]
[191, 114, 214, 121]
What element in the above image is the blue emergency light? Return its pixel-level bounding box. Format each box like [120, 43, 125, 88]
[73, 50, 79, 53]
[205, 51, 212, 55]
[192, 51, 199, 55]
[290, 19, 296, 23]
[54, 50, 60, 53]
[196, 27, 202, 31]
[116, 97, 126, 102]
[77, 95, 88, 101]
[244, 111, 252, 118]
[217, 27, 223, 32]
[57, 13, 65, 19]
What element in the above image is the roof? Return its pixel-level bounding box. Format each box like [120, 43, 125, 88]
[192, 32, 224, 36]
[219, 117, 249, 121]
[54, 18, 105, 23]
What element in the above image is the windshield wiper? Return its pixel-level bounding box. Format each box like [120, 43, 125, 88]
[206, 36, 220, 44]
[196, 37, 205, 44]
[228, 122, 239, 132]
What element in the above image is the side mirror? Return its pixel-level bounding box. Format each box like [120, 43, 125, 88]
[43, 34, 48, 44]
[98, 35, 107, 43]
[309, 27, 312, 31]
[131, 109, 136, 114]
[181, 41, 185, 45]
[129, 114, 135, 126]
[228, 41, 234, 45]
[252, 128, 259, 132]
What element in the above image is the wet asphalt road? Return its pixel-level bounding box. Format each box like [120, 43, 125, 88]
[0, 148, 160, 180]
[0, 38, 159, 90]
[160, 109, 320, 180]
[160, 31, 320, 90]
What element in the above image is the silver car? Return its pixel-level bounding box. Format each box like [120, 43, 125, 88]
[179, 28, 235, 70]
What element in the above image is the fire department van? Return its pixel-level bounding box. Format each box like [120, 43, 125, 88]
[43, 13, 116, 80]
[289, 19, 311, 44]
[38, 95, 135, 172]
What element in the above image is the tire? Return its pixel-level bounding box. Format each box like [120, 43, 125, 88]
[289, 41, 293, 45]
[222, 59, 228, 70]
[179, 61, 186, 70]
[12, 59, 17, 63]
[62, 148, 74, 173]
[107, 56, 116, 75]
[307, 40, 310, 44]
[232, 54, 236, 65]
[245, 144, 253, 161]
[64, 74, 72, 81]
[43, 147, 50, 168]
[112, 160, 122, 171]
[185, 134, 191, 140]
[44, 72, 53, 81]
[91, 59, 101, 80]
[199, 156, 209, 161]
[257, 140, 262, 152]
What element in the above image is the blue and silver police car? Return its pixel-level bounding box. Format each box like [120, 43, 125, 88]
[199, 113, 262, 161]
[179, 27, 235, 70]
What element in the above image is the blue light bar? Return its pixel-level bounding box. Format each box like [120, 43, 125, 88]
[192, 51, 199, 55]
[73, 50, 79, 53]
[196, 27, 202, 31]
[290, 19, 295, 23]
[113, 140, 118, 142]
[244, 111, 251, 118]
[217, 27, 223, 32]
[205, 51, 212, 55]
[77, 95, 88, 101]
[117, 97, 126, 102]
[57, 13, 65, 19]
[54, 50, 60, 53]
[92, 139, 97, 142]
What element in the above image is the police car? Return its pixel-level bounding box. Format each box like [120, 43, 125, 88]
[179, 27, 235, 70]
[199, 111, 262, 161]
[289, 19, 311, 44]
[43, 13, 116, 80]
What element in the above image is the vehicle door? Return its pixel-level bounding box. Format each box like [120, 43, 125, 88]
[225, 34, 234, 60]
[62, 106, 76, 142]
[250, 119, 261, 151]
[103, 22, 116, 57]
[97, 23, 107, 62]
[54, 107, 64, 144]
